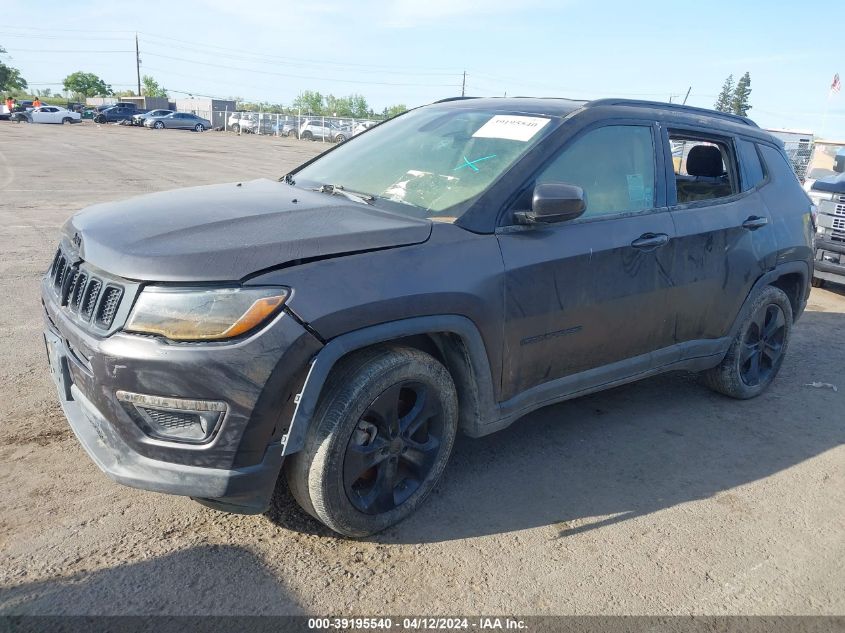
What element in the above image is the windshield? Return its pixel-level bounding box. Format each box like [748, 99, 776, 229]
[292, 106, 558, 221]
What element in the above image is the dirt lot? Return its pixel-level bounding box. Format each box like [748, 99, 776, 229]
[0, 122, 843, 616]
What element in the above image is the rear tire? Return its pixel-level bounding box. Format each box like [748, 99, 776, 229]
[62, 117, 72, 125]
[301, 130, 313, 141]
[285, 346, 458, 537]
[702, 286, 792, 399]
[811, 277, 825, 288]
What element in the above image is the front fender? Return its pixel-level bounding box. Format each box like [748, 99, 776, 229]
[280, 315, 497, 456]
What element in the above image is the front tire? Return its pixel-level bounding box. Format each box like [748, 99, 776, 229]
[702, 286, 792, 399]
[194, 123, 205, 132]
[301, 130, 313, 141]
[285, 346, 458, 537]
[153, 121, 164, 129]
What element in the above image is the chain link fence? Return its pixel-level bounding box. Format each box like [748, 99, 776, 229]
[781, 140, 814, 182]
[178, 107, 382, 143]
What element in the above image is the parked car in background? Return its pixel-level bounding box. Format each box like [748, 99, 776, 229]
[95, 105, 144, 124]
[132, 109, 174, 126]
[144, 112, 211, 131]
[12, 100, 34, 113]
[227, 112, 256, 133]
[807, 156, 845, 288]
[803, 167, 836, 192]
[352, 120, 378, 136]
[28, 106, 82, 124]
[299, 118, 352, 142]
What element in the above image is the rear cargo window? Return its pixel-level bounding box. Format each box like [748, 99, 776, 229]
[737, 139, 766, 190]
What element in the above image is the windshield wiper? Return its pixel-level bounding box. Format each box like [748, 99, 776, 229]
[311, 183, 375, 205]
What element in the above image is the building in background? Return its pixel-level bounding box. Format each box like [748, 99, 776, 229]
[173, 98, 237, 129]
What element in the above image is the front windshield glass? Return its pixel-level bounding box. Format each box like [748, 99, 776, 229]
[293, 107, 558, 221]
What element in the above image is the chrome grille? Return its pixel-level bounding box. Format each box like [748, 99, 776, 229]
[81, 279, 101, 320]
[47, 247, 125, 331]
[837, 195, 845, 204]
[832, 217, 845, 231]
[834, 203, 845, 217]
[95, 286, 123, 328]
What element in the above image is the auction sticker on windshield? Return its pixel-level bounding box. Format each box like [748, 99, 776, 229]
[472, 115, 551, 142]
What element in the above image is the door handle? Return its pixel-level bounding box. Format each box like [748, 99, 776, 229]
[742, 216, 768, 230]
[631, 233, 670, 250]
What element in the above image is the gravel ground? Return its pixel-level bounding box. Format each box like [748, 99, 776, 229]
[0, 122, 843, 616]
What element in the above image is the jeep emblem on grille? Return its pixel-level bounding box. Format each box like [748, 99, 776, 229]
[72, 233, 82, 248]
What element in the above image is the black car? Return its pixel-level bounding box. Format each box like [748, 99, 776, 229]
[41, 97, 814, 536]
[94, 105, 143, 123]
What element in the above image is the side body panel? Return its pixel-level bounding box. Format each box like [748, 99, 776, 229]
[253, 223, 507, 401]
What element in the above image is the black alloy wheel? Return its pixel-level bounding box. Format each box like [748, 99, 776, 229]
[343, 381, 444, 515]
[739, 303, 786, 387]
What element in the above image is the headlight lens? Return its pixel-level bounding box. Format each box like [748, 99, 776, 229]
[126, 287, 289, 341]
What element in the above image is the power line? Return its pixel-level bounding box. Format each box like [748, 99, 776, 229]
[140, 51, 460, 88]
[3, 48, 134, 53]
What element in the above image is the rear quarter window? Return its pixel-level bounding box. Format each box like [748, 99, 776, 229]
[737, 139, 766, 190]
[758, 144, 800, 185]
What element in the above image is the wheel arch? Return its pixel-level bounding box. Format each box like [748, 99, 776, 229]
[728, 261, 810, 340]
[281, 315, 498, 457]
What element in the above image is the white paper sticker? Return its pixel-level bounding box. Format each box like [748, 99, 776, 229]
[472, 115, 550, 142]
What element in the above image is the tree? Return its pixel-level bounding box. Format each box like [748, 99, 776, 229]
[116, 89, 137, 97]
[141, 75, 167, 98]
[348, 94, 369, 119]
[0, 45, 28, 93]
[714, 74, 734, 112]
[383, 104, 408, 119]
[730, 72, 752, 116]
[292, 90, 324, 114]
[62, 71, 112, 99]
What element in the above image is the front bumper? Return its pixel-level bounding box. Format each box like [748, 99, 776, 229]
[42, 276, 322, 513]
[813, 236, 845, 284]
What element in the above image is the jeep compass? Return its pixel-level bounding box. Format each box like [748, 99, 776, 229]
[42, 97, 814, 536]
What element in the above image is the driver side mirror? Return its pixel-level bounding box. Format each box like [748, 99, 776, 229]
[514, 182, 587, 225]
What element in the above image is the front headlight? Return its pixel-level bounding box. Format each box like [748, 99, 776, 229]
[126, 287, 289, 341]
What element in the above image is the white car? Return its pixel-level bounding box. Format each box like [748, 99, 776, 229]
[29, 106, 82, 124]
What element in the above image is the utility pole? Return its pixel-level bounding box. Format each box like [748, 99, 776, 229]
[461, 71, 466, 97]
[135, 33, 141, 96]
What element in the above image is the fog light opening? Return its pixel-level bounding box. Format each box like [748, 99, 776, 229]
[117, 390, 227, 443]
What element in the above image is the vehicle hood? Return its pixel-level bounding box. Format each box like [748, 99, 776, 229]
[811, 172, 845, 194]
[63, 178, 432, 282]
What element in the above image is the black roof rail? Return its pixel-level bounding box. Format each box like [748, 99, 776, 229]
[434, 96, 480, 104]
[586, 98, 759, 127]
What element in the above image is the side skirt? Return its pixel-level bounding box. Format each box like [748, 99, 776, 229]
[470, 338, 730, 438]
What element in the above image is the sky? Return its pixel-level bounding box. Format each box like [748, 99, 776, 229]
[3, 0, 845, 138]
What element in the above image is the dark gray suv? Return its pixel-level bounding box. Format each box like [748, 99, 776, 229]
[41, 97, 814, 536]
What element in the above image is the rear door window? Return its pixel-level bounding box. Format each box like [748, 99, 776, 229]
[669, 133, 738, 203]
